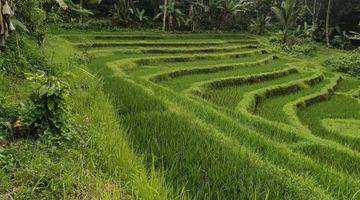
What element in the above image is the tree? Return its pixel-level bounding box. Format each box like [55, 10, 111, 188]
[163, 0, 167, 31]
[272, 0, 298, 44]
[304, 0, 321, 40]
[325, 0, 332, 47]
[200, 0, 222, 28]
[155, 0, 184, 31]
[216, 0, 252, 31]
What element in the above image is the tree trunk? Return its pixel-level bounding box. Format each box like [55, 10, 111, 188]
[305, 0, 321, 40]
[283, 28, 288, 44]
[311, 0, 317, 39]
[162, 0, 168, 31]
[216, 12, 226, 32]
[190, 3, 195, 32]
[79, 0, 84, 23]
[326, 0, 333, 47]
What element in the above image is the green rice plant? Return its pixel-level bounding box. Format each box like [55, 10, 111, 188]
[321, 119, 360, 139]
[139, 44, 260, 54]
[148, 54, 273, 70]
[121, 109, 331, 200]
[159, 58, 289, 92]
[298, 94, 360, 151]
[255, 77, 332, 124]
[132, 49, 268, 66]
[283, 75, 341, 130]
[237, 72, 325, 113]
[335, 77, 359, 93]
[61, 32, 360, 200]
[202, 67, 299, 91]
[149, 55, 275, 83]
[75, 39, 259, 48]
[131, 74, 360, 200]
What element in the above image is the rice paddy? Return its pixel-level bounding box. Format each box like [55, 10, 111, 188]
[63, 33, 360, 200]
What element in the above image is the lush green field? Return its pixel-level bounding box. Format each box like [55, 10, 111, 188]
[62, 32, 360, 200]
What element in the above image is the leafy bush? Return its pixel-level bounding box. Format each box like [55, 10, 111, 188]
[0, 96, 20, 140]
[331, 35, 351, 49]
[325, 49, 360, 77]
[23, 72, 72, 140]
[269, 36, 317, 56]
[250, 15, 271, 35]
[290, 43, 317, 56]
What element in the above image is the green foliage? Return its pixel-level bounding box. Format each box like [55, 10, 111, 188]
[59, 19, 113, 30]
[272, 0, 298, 43]
[154, 0, 185, 30]
[269, 36, 317, 56]
[0, 97, 20, 140]
[331, 34, 351, 49]
[131, 8, 150, 24]
[15, 0, 47, 45]
[290, 43, 317, 56]
[10, 19, 30, 34]
[250, 15, 271, 35]
[325, 49, 360, 77]
[112, 0, 132, 25]
[0, 36, 49, 76]
[24, 72, 71, 140]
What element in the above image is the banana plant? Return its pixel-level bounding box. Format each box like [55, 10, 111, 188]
[55, 0, 68, 9]
[154, 0, 185, 31]
[10, 19, 30, 33]
[130, 8, 149, 24]
[54, 0, 97, 15]
[113, 0, 132, 25]
[250, 15, 271, 35]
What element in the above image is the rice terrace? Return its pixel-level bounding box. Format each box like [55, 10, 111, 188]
[57, 32, 360, 199]
[0, 0, 360, 199]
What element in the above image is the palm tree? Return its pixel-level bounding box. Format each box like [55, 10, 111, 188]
[272, 0, 298, 44]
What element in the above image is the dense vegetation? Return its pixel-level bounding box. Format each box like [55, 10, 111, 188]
[0, 0, 359, 199]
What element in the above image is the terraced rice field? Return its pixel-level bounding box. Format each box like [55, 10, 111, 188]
[62, 33, 360, 199]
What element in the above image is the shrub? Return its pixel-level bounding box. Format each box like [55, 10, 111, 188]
[250, 15, 271, 35]
[291, 43, 317, 56]
[325, 49, 360, 77]
[268, 36, 317, 56]
[23, 72, 72, 140]
[0, 96, 20, 140]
